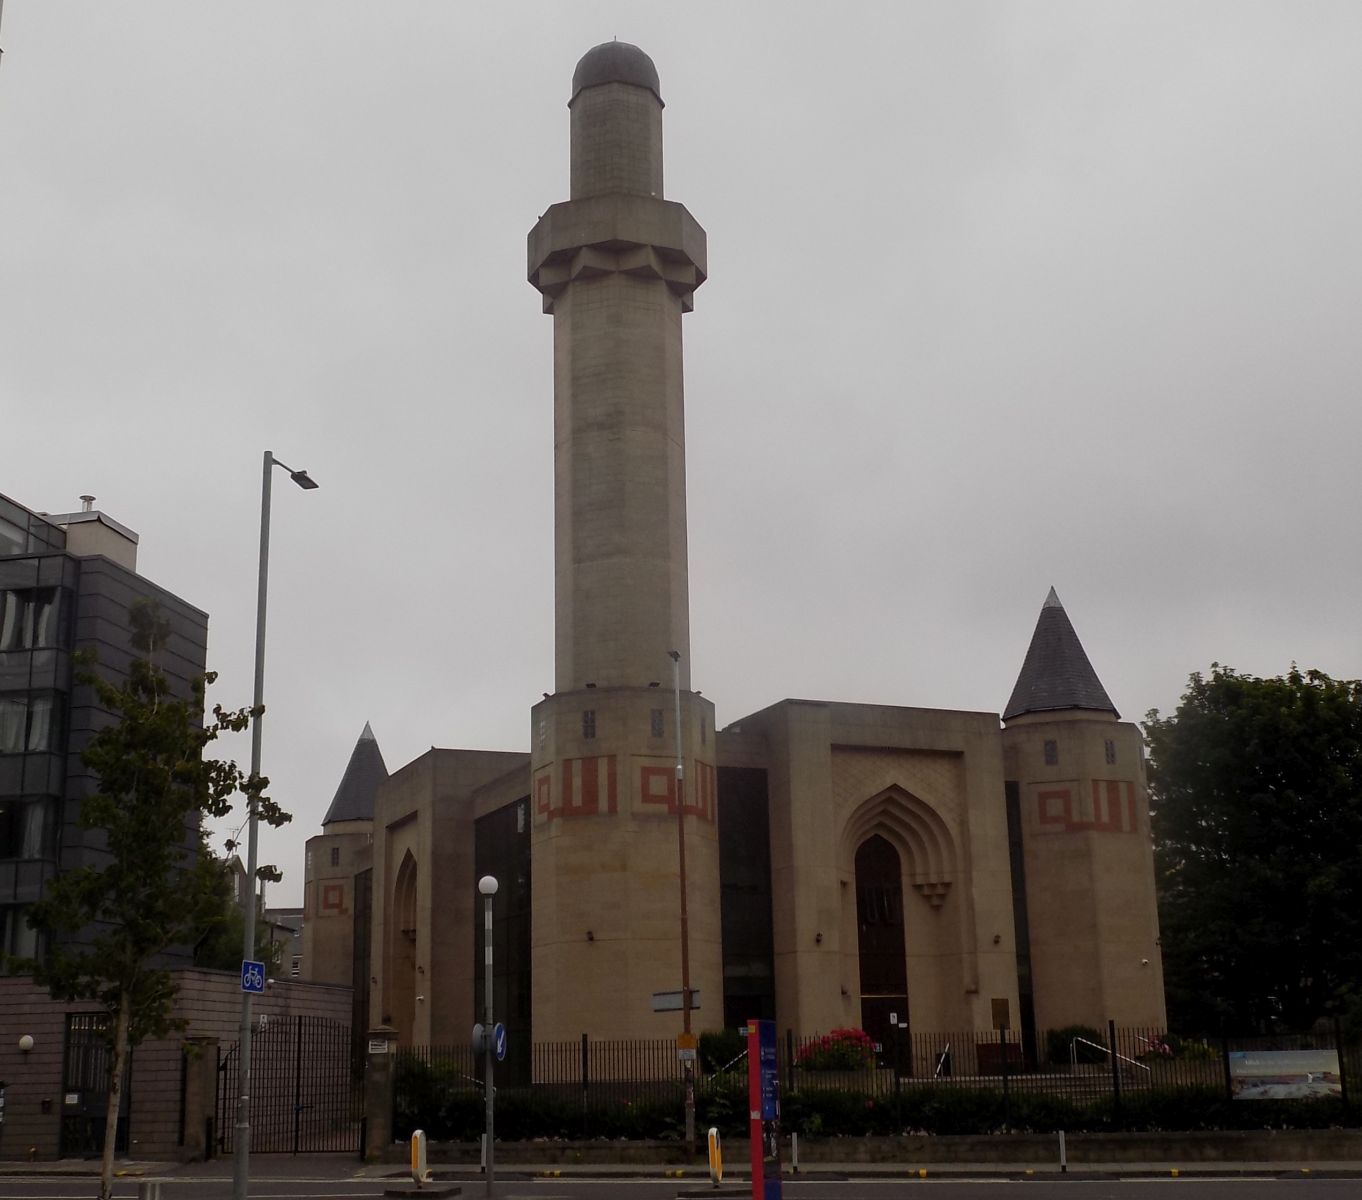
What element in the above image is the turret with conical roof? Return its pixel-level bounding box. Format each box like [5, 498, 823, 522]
[999, 589, 1166, 1033]
[1004, 588, 1118, 722]
[321, 721, 389, 826]
[303, 723, 387, 987]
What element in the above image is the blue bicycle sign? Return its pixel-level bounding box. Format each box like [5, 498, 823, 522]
[240, 959, 266, 993]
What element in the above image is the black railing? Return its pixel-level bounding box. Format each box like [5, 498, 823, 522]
[392, 1023, 1360, 1141]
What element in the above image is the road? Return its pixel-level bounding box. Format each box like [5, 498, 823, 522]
[1, 1173, 1359, 1200]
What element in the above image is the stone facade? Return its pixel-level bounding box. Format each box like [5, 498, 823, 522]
[302, 824, 371, 985]
[1002, 711, 1166, 1031]
[367, 748, 528, 1045]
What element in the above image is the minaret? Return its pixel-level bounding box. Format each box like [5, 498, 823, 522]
[526, 42, 720, 1041]
[1001, 589, 1166, 1032]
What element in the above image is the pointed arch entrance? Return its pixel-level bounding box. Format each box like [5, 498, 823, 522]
[842, 785, 962, 1062]
[390, 850, 418, 1043]
[855, 835, 908, 1052]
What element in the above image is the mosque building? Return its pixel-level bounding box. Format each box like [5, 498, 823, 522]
[302, 41, 1166, 1067]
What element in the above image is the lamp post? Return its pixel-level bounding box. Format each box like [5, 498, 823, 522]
[668, 649, 696, 1152]
[478, 874, 499, 1197]
[232, 451, 317, 1200]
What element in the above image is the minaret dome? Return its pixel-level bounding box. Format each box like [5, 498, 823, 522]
[569, 40, 664, 200]
[571, 41, 662, 103]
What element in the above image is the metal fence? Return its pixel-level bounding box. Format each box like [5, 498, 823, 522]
[392, 1023, 1359, 1141]
[394, 1037, 686, 1139]
[784, 1023, 1358, 1106]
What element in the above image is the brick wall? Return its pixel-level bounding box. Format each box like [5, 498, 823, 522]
[0, 976, 103, 1160]
[0, 970, 352, 1161]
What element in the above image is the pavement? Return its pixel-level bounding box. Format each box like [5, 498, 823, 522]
[2, 1156, 1362, 1181]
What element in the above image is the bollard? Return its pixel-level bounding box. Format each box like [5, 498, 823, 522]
[707, 1127, 723, 1186]
[137, 1183, 162, 1200]
[1058, 1129, 1067, 1173]
[410, 1129, 431, 1186]
[790, 1130, 799, 1174]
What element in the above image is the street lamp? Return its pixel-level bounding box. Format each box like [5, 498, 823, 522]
[669, 649, 696, 1152]
[233, 451, 317, 1200]
[478, 874, 499, 1197]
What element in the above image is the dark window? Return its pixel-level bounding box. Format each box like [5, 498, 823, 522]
[718, 766, 775, 1028]
[330, 846, 340, 867]
[474, 797, 532, 1084]
[0, 796, 59, 860]
[701, 716, 707, 745]
[582, 709, 596, 739]
[650, 709, 664, 738]
[1104, 739, 1117, 765]
[0, 587, 64, 651]
[0, 904, 39, 961]
[1043, 739, 1058, 766]
[0, 517, 25, 559]
[0, 694, 64, 754]
[351, 867, 373, 1066]
[1005, 781, 1038, 1065]
[0, 498, 66, 555]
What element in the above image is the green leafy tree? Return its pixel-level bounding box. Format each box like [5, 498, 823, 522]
[1146, 664, 1362, 1035]
[191, 859, 285, 977]
[11, 601, 289, 1198]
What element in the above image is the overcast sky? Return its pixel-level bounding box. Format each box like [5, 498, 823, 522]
[3, 3, 1359, 906]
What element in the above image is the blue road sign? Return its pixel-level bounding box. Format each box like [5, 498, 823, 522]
[493, 1022, 507, 1062]
[240, 959, 266, 994]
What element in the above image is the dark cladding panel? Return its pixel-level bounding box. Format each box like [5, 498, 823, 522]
[1004, 780, 1037, 1063]
[474, 797, 532, 1082]
[351, 867, 373, 1067]
[717, 766, 775, 1028]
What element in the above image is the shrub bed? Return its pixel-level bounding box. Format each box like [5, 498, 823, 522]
[394, 1058, 1357, 1142]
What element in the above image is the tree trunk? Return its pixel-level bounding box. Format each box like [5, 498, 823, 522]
[100, 993, 132, 1200]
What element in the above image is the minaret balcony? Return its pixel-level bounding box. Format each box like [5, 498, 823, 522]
[528, 193, 706, 312]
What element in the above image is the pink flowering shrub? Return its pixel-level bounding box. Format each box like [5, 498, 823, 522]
[797, 1027, 876, 1070]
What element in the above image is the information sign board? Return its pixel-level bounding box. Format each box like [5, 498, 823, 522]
[747, 1018, 781, 1200]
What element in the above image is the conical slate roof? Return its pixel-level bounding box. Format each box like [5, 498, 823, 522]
[1003, 588, 1119, 721]
[321, 722, 388, 825]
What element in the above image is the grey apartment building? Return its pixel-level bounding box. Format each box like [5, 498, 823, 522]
[0, 492, 208, 962]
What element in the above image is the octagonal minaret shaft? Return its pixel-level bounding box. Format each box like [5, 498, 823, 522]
[529, 41, 706, 693]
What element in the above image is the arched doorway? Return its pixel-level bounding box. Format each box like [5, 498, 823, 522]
[855, 835, 908, 1064]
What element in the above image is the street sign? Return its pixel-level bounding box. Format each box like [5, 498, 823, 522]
[471, 1023, 486, 1055]
[650, 988, 701, 1012]
[240, 959, 266, 994]
[493, 1023, 507, 1062]
[747, 1019, 782, 1199]
[991, 997, 1010, 1031]
[677, 1031, 698, 1063]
